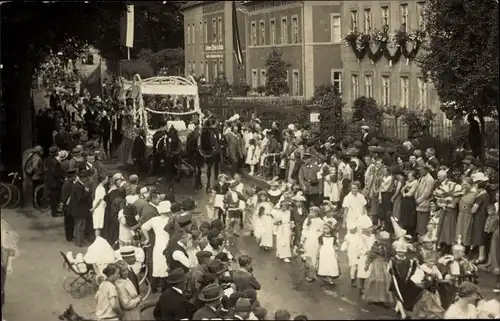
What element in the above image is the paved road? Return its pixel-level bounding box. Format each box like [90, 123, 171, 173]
[2, 163, 498, 320]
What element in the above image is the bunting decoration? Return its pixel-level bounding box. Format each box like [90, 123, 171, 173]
[232, 1, 244, 68]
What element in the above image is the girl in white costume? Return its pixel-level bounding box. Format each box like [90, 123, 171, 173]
[317, 218, 340, 284]
[273, 201, 293, 263]
[300, 207, 325, 282]
[253, 191, 274, 249]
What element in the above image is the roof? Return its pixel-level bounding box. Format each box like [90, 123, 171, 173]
[180, 1, 213, 11]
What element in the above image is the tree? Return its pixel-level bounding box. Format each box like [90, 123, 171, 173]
[1, 2, 127, 206]
[138, 47, 184, 75]
[310, 85, 344, 141]
[264, 49, 291, 96]
[418, 0, 499, 160]
[212, 74, 231, 98]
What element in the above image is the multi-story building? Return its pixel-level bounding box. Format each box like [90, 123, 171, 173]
[341, 1, 440, 112]
[242, 0, 343, 99]
[181, 1, 247, 85]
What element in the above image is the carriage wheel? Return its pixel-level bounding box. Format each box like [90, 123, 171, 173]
[0, 182, 12, 209]
[6, 183, 21, 208]
[62, 277, 88, 299]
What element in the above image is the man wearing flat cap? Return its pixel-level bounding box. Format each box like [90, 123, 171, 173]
[298, 150, 321, 207]
[165, 198, 199, 246]
[186, 250, 212, 305]
[154, 268, 195, 320]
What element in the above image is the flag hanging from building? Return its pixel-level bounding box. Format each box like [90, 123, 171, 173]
[120, 4, 135, 48]
[232, 1, 244, 68]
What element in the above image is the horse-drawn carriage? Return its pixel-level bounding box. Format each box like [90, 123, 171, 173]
[119, 74, 225, 190]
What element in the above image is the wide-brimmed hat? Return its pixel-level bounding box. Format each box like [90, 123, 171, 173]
[125, 195, 139, 205]
[58, 150, 69, 160]
[472, 172, 489, 183]
[356, 215, 373, 230]
[71, 147, 82, 157]
[120, 246, 136, 259]
[234, 298, 253, 313]
[361, 125, 370, 130]
[166, 268, 187, 284]
[207, 258, 229, 275]
[198, 283, 224, 302]
[49, 145, 60, 156]
[462, 155, 475, 164]
[368, 146, 385, 154]
[177, 212, 192, 227]
[268, 180, 279, 187]
[181, 198, 196, 211]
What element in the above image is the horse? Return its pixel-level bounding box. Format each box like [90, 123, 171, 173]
[152, 126, 182, 190]
[187, 121, 225, 192]
[58, 305, 93, 321]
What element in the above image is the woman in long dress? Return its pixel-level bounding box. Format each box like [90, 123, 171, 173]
[391, 167, 404, 221]
[470, 177, 490, 263]
[300, 207, 324, 282]
[91, 175, 109, 238]
[141, 201, 171, 292]
[400, 170, 418, 239]
[455, 178, 477, 247]
[114, 261, 142, 320]
[273, 201, 292, 263]
[253, 191, 274, 249]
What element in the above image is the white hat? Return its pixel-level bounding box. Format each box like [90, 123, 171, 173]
[393, 239, 408, 253]
[120, 246, 136, 258]
[158, 201, 172, 214]
[291, 192, 306, 202]
[112, 172, 124, 182]
[294, 131, 302, 138]
[125, 195, 139, 205]
[228, 114, 240, 122]
[357, 215, 373, 230]
[287, 124, 295, 131]
[379, 231, 391, 240]
[139, 187, 149, 195]
[471, 172, 489, 183]
[361, 125, 370, 130]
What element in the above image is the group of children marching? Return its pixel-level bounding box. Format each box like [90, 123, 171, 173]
[208, 171, 492, 319]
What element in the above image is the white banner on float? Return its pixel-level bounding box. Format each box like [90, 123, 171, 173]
[140, 83, 198, 96]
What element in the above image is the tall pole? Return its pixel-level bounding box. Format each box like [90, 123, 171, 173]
[127, 47, 131, 60]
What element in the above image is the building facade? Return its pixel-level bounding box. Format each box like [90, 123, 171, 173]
[242, 0, 343, 99]
[182, 1, 247, 85]
[341, 1, 440, 112]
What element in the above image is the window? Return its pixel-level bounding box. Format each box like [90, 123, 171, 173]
[250, 21, 257, 46]
[203, 20, 208, 43]
[205, 61, 209, 83]
[351, 74, 359, 100]
[218, 17, 223, 43]
[285, 70, 290, 84]
[417, 2, 425, 28]
[381, 6, 390, 29]
[363, 9, 372, 33]
[291, 15, 299, 43]
[400, 76, 409, 108]
[381, 75, 390, 106]
[292, 70, 299, 96]
[350, 10, 358, 30]
[219, 60, 224, 73]
[187, 25, 191, 45]
[270, 19, 276, 45]
[331, 70, 342, 94]
[281, 17, 288, 44]
[260, 69, 266, 87]
[331, 14, 341, 43]
[251, 69, 258, 89]
[400, 4, 408, 31]
[212, 18, 217, 42]
[191, 24, 195, 45]
[213, 60, 218, 79]
[199, 22, 203, 44]
[259, 20, 265, 45]
[364, 74, 373, 98]
[417, 77, 428, 108]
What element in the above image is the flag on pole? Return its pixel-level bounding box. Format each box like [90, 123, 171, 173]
[120, 4, 135, 48]
[232, 1, 244, 68]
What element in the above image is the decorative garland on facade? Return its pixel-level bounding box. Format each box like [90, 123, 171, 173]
[343, 26, 426, 65]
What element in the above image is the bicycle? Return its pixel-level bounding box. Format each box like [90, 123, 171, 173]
[0, 172, 22, 209]
[34, 182, 50, 211]
[262, 153, 281, 179]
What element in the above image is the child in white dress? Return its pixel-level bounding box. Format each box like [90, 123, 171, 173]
[317, 218, 340, 285]
[323, 167, 340, 205]
[342, 182, 367, 231]
[300, 207, 325, 282]
[245, 139, 260, 175]
[245, 186, 259, 235]
[341, 226, 362, 287]
[273, 201, 293, 263]
[356, 215, 377, 295]
[254, 191, 274, 250]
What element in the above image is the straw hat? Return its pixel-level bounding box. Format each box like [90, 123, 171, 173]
[472, 172, 489, 183]
[291, 192, 306, 202]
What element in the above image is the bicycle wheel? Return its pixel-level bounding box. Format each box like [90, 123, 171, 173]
[0, 182, 12, 209]
[139, 275, 151, 301]
[5, 183, 20, 208]
[34, 184, 49, 211]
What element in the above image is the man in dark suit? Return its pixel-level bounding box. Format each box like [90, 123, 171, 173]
[69, 170, 92, 247]
[360, 125, 373, 156]
[425, 148, 440, 177]
[118, 246, 140, 294]
[230, 255, 261, 294]
[153, 268, 194, 320]
[192, 284, 225, 320]
[45, 146, 65, 217]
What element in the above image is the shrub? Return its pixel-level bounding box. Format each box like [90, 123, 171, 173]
[265, 49, 291, 96]
[120, 59, 154, 79]
[230, 83, 251, 97]
[401, 109, 436, 139]
[310, 84, 344, 141]
[352, 96, 383, 126]
[256, 86, 266, 96]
